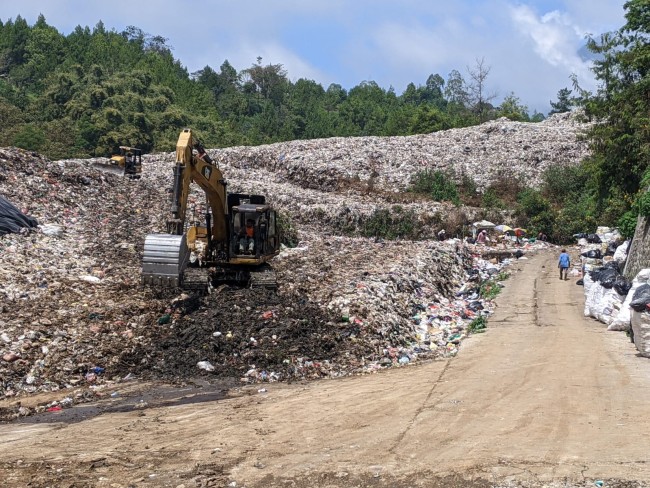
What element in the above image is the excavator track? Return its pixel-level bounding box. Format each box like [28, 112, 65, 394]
[181, 267, 211, 292]
[249, 263, 277, 289]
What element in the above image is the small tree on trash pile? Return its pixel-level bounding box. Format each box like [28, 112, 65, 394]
[481, 187, 506, 210]
[409, 169, 460, 205]
[515, 188, 555, 236]
[361, 206, 419, 240]
[277, 212, 299, 247]
[457, 173, 481, 206]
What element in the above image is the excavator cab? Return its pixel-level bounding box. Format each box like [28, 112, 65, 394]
[230, 204, 279, 259]
[110, 146, 142, 178]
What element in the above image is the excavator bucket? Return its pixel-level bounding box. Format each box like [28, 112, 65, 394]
[142, 234, 189, 287]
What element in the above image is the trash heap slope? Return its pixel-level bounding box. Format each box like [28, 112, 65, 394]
[0, 146, 473, 403]
[0, 110, 584, 402]
[210, 111, 590, 192]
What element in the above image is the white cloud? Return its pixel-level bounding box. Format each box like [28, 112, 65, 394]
[509, 4, 592, 81]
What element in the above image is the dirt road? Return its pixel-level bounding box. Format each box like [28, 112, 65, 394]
[1, 249, 650, 487]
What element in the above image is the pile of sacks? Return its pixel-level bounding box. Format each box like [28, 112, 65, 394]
[579, 226, 650, 356]
[581, 226, 631, 326]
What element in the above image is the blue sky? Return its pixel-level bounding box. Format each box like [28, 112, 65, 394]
[0, 0, 626, 115]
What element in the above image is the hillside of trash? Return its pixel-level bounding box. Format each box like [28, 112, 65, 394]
[0, 114, 584, 418]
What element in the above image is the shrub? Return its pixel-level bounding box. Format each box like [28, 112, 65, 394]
[542, 163, 590, 204]
[409, 169, 460, 205]
[468, 316, 487, 333]
[638, 192, 650, 218]
[481, 188, 506, 210]
[361, 206, 419, 240]
[479, 279, 501, 300]
[618, 210, 638, 239]
[277, 212, 299, 247]
[552, 197, 597, 243]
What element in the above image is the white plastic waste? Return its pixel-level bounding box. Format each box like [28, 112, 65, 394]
[197, 361, 215, 372]
[631, 310, 650, 358]
[609, 268, 650, 332]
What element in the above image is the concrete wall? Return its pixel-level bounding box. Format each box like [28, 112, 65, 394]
[624, 213, 650, 280]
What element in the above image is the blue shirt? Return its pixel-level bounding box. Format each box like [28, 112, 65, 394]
[559, 252, 570, 268]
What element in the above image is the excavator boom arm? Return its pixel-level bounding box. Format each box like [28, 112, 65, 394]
[167, 129, 228, 242]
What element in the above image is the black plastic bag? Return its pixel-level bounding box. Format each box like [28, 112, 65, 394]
[576, 279, 584, 286]
[599, 268, 619, 288]
[586, 234, 602, 244]
[0, 195, 38, 236]
[630, 284, 650, 312]
[603, 261, 620, 272]
[581, 249, 602, 259]
[589, 268, 603, 282]
[605, 241, 619, 256]
[613, 276, 632, 296]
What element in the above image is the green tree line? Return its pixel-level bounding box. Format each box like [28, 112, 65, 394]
[2, 4, 648, 244]
[0, 15, 541, 159]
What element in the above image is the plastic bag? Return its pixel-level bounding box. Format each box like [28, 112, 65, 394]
[630, 284, 650, 312]
[631, 310, 650, 357]
[613, 276, 632, 296]
[613, 241, 630, 264]
[586, 234, 602, 244]
[0, 195, 38, 235]
[582, 249, 603, 259]
[605, 241, 619, 256]
[596, 267, 618, 288]
[609, 269, 650, 332]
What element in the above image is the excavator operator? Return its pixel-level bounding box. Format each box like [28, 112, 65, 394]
[238, 218, 255, 254]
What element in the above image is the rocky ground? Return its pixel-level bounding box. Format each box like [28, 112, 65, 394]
[0, 114, 582, 418]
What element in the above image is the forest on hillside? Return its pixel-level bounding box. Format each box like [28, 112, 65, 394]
[0, 1, 648, 242]
[0, 14, 548, 159]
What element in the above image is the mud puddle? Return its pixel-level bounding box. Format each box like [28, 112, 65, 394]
[9, 378, 240, 426]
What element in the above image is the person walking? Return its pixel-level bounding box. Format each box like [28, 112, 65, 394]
[558, 249, 571, 280]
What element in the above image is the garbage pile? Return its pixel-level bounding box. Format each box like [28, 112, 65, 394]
[140, 154, 483, 240]
[0, 148, 176, 406]
[576, 226, 650, 356]
[116, 236, 516, 383]
[1, 114, 572, 416]
[211, 111, 590, 193]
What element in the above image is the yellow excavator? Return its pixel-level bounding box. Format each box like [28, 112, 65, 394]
[109, 146, 142, 178]
[142, 129, 280, 291]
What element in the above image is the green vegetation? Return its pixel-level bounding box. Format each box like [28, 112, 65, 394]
[409, 170, 460, 205]
[277, 212, 299, 247]
[0, 15, 542, 159]
[468, 316, 488, 333]
[479, 279, 502, 301]
[361, 206, 419, 240]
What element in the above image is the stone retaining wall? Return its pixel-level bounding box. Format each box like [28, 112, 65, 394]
[624, 198, 650, 280]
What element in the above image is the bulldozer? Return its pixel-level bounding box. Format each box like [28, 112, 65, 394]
[142, 129, 280, 291]
[108, 146, 142, 178]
